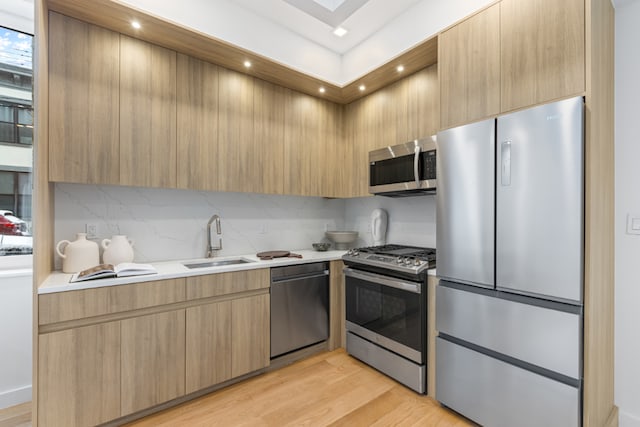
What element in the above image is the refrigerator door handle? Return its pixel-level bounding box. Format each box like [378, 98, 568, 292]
[501, 141, 511, 186]
[414, 145, 421, 187]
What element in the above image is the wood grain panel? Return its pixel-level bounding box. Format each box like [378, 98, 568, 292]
[583, 0, 615, 425]
[328, 260, 345, 350]
[254, 78, 285, 195]
[408, 65, 440, 140]
[283, 90, 324, 196]
[501, 0, 585, 112]
[218, 67, 255, 193]
[439, 3, 500, 129]
[120, 35, 177, 188]
[121, 310, 186, 415]
[39, 287, 110, 325]
[176, 54, 219, 191]
[186, 269, 270, 300]
[48, 12, 120, 184]
[38, 322, 120, 427]
[185, 301, 232, 393]
[344, 99, 370, 197]
[108, 278, 186, 313]
[231, 294, 270, 377]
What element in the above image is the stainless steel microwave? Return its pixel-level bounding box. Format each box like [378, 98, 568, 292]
[369, 137, 437, 197]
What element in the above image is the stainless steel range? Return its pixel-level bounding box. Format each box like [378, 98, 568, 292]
[342, 244, 435, 394]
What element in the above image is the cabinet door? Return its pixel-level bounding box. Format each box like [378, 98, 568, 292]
[254, 78, 285, 194]
[439, 4, 500, 129]
[38, 322, 120, 427]
[231, 294, 270, 377]
[176, 54, 219, 191]
[185, 301, 232, 393]
[501, 0, 584, 112]
[48, 12, 119, 184]
[283, 90, 325, 196]
[120, 36, 177, 188]
[121, 310, 186, 415]
[407, 65, 439, 141]
[218, 68, 255, 193]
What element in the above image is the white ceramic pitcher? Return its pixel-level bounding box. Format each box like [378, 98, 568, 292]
[56, 232, 100, 273]
[102, 235, 135, 265]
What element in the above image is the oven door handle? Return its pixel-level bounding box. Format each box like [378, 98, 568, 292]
[343, 268, 422, 294]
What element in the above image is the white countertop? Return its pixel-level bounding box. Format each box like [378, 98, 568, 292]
[39, 249, 348, 294]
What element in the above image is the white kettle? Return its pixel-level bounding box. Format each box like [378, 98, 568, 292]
[102, 235, 135, 265]
[56, 233, 100, 273]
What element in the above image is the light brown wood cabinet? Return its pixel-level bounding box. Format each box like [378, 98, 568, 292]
[231, 293, 270, 377]
[439, 3, 501, 129]
[38, 322, 121, 427]
[501, 0, 585, 112]
[48, 12, 120, 184]
[176, 54, 220, 191]
[121, 310, 186, 415]
[120, 35, 177, 188]
[439, 0, 585, 129]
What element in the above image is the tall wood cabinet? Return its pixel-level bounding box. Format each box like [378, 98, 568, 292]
[48, 12, 120, 184]
[253, 79, 285, 195]
[119, 35, 177, 188]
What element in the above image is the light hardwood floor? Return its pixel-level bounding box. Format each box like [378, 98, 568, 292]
[126, 349, 473, 427]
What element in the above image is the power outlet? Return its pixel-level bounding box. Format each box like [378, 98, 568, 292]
[85, 223, 98, 239]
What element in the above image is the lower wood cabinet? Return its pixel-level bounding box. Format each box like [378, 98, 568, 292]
[185, 293, 270, 393]
[38, 322, 121, 427]
[120, 309, 186, 415]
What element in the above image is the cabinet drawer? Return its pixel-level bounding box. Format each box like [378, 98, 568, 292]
[436, 284, 581, 379]
[436, 337, 580, 427]
[39, 278, 186, 324]
[186, 268, 270, 300]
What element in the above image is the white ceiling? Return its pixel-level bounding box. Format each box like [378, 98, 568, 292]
[231, 0, 423, 54]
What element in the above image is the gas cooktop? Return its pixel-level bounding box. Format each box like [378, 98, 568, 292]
[342, 244, 436, 276]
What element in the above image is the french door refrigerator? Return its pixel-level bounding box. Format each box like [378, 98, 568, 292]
[435, 96, 584, 427]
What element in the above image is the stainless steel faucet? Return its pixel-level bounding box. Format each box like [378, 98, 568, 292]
[206, 214, 222, 257]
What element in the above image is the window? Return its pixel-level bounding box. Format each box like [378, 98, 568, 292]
[0, 26, 33, 259]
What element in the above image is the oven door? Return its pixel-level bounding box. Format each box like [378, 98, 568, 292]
[344, 267, 425, 364]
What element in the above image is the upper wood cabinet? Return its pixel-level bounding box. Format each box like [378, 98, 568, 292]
[120, 36, 177, 188]
[176, 54, 219, 191]
[501, 0, 585, 112]
[48, 12, 120, 184]
[439, 4, 501, 129]
[38, 322, 121, 427]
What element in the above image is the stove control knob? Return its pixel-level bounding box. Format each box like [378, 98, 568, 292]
[414, 259, 422, 266]
[404, 258, 413, 265]
[353, 250, 360, 256]
[396, 257, 404, 264]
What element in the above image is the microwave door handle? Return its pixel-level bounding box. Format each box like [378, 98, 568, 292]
[414, 145, 421, 187]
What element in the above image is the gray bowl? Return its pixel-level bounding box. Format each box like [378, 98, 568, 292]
[325, 231, 358, 249]
[312, 242, 331, 251]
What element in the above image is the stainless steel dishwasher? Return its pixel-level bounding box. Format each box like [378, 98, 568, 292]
[270, 262, 330, 358]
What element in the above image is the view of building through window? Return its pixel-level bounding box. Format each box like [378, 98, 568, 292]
[0, 26, 33, 256]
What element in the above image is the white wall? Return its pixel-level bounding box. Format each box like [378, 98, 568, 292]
[54, 184, 347, 264]
[615, 1, 640, 425]
[344, 196, 436, 248]
[0, 270, 32, 408]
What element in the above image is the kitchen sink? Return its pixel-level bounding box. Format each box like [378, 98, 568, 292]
[183, 258, 255, 269]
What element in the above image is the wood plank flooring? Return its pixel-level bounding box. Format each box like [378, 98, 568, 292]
[0, 402, 31, 427]
[126, 349, 473, 427]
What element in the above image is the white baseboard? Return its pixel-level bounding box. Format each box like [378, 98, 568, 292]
[620, 410, 640, 427]
[0, 385, 32, 410]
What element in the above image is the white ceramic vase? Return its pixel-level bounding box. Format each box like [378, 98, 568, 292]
[56, 232, 100, 273]
[102, 235, 135, 265]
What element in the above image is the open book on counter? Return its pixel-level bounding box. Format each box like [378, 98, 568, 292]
[70, 262, 157, 283]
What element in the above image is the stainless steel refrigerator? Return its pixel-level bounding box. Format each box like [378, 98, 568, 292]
[435, 96, 584, 427]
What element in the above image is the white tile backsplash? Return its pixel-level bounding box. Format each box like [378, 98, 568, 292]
[54, 184, 437, 268]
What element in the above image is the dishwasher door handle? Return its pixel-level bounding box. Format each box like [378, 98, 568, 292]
[271, 270, 330, 284]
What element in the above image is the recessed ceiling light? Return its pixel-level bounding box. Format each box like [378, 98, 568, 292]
[244, 60, 252, 68]
[131, 20, 141, 29]
[333, 26, 348, 37]
[359, 84, 366, 92]
[397, 65, 405, 72]
[319, 87, 326, 93]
